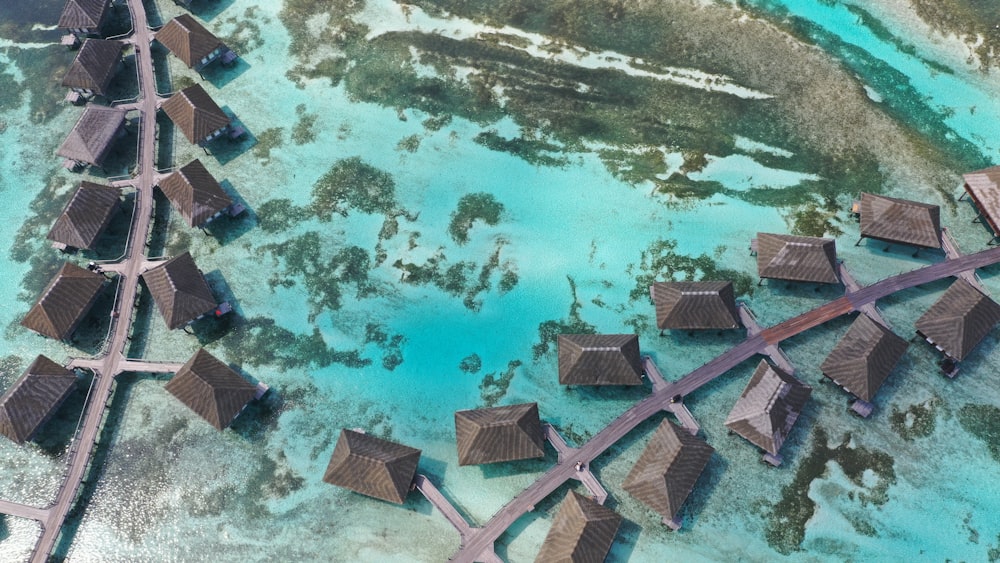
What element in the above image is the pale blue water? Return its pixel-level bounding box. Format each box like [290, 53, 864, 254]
[2, 1, 1000, 561]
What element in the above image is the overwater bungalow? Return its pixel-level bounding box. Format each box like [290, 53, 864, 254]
[753, 232, 839, 285]
[535, 490, 622, 563]
[156, 14, 234, 72]
[58, 0, 112, 38]
[621, 419, 713, 530]
[961, 166, 1000, 244]
[21, 262, 106, 341]
[164, 348, 260, 430]
[157, 159, 234, 228]
[323, 429, 421, 504]
[915, 278, 1000, 368]
[47, 181, 121, 251]
[557, 334, 643, 386]
[650, 281, 741, 331]
[454, 402, 544, 466]
[61, 39, 124, 102]
[856, 192, 942, 249]
[140, 251, 220, 329]
[57, 104, 127, 170]
[725, 360, 811, 466]
[0, 356, 78, 444]
[160, 84, 231, 146]
[820, 313, 908, 417]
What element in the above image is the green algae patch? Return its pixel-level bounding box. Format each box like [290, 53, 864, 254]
[217, 6, 267, 55]
[278, 0, 367, 58]
[480, 359, 523, 407]
[220, 316, 369, 370]
[459, 353, 482, 374]
[396, 134, 422, 153]
[311, 157, 397, 218]
[364, 323, 406, 371]
[533, 276, 597, 360]
[791, 203, 844, 238]
[393, 240, 511, 311]
[291, 104, 319, 145]
[422, 114, 453, 132]
[473, 131, 569, 167]
[255, 198, 307, 234]
[598, 148, 666, 185]
[889, 397, 941, 441]
[765, 428, 896, 555]
[448, 192, 504, 244]
[252, 127, 284, 164]
[957, 403, 1000, 463]
[909, 0, 1000, 71]
[631, 239, 754, 301]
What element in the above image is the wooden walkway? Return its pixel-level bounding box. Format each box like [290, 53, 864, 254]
[941, 227, 988, 293]
[68, 358, 183, 375]
[413, 475, 501, 563]
[738, 304, 796, 373]
[664, 400, 700, 436]
[838, 262, 890, 328]
[0, 500, 49, 522]
[542, 425, 608, 503]
[450, 245, 1000, 563]
[641, 355, 669, 392]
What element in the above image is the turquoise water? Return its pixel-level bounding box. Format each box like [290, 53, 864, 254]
[2, 0, 1000, 561]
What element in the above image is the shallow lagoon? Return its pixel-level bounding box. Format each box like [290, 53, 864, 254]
[2, 0, 1000, 561]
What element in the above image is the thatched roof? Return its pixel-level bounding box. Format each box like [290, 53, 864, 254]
[962, 165, 1000, 236]
[0, 356, 77, 444]
[323, 429, 421, 504]
[915, 278, 1000, 361]
[535, 490, 622, 563]
[140, 252, 217, 329]
[158, 159, 232, 227]
[58, 0, 110, 30]
[756, 232, 839, 284]
[650, 281, 741, 330]
[46, 182, 120, 250]
[61, 39, 122, 95]
[21, 262, 105, 340]
[164, 348, 255, 430]
[56, 104, 125, 166]
[155, 14, 225, 69]
[725, 360, 812, 456]
[621, 419, 713, 522]
[455, 402, 544, 465]
[557, 334, 643, 386]
[160, 84, 230, 145]
[859, 192, 942, 249]
[820, 314, 908, 402]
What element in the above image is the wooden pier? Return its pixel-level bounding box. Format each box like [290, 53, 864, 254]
[838, 262, 890, 328]
[941, 227, 988, 294]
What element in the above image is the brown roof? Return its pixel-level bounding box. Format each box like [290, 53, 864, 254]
[756, 232, 839, 284]
[56, 104, 126, 166]
[58, 0, 110, 30]
[820, 314, 908, 402]
[21, 262, 105, 340]
[557, 334, 643, 386]
[621, 419, 713, 522]
[859, 192, 941, 249]
[160, 84, 230, 145]
[915, 278, 1000, 361]
[455, 402, 544, 465]
[155, 14, 225, 69]
[962, 165, 1000, 237]
[158, 159, 232, 227]
[46, 182, 120, 250]
[535, 490, 622, 563]
[164, 348, 255, 430]
[323, 429, 421, 504]
[61, 39, 123, 95]
[724, 360, 812, 456]
[650, 281, 741, 330]
[0, 356, 77, 444]
[140, 252, 217, 329]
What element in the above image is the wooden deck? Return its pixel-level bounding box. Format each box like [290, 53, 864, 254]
[413, 475, 502, 563]
[664, 400, 700, 436]
[941, 227, 988, 293]
[738, 304, 796, 373]
[543, 425, 608, 504]
[641, 355, 669, 392]
[838, 262, 890, 328]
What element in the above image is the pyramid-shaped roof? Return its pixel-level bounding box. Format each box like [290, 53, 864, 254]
[915, 278, 1000, 361]
[535, 490, 622, 563]
[455, 402, 544, 465]
[164, 348, 256, 430]
[21, 262, 105, 340]
[622, 419, 713, 521]
[61, 39, 123, 95]
[650, 281, 741, 330]
[58, 0, 110, 30]
[962, 165, 1000, 236]
[859, 192, 941, 249]
[323, 429, 421, 504]
[56, 104, 125, 166]
[0, 356, 77, 444]
[756, 232, 839, 284]
[725, 360, 812, 456]
[46, 182, 120, 250]
[160, 84, 230, 145]
[158, 159, 232, 227]
[140, 252, 217, 329]
[557, 334, 643, 386]
[820, 314, 908, 402]
[155, 14, 225, 69]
